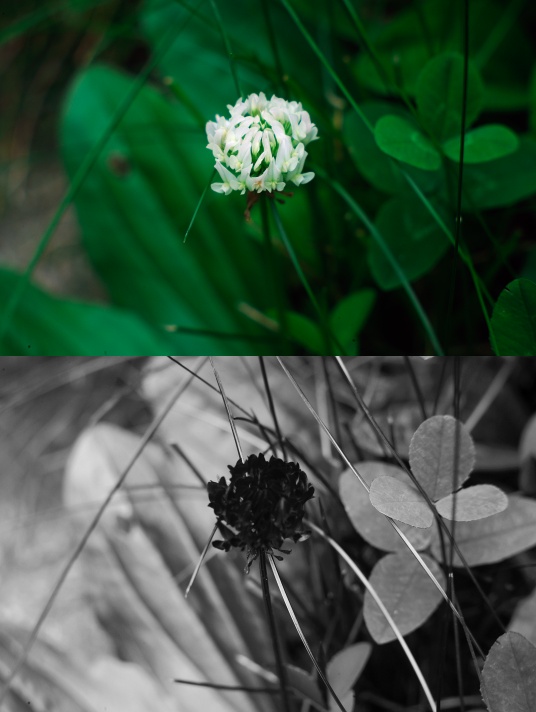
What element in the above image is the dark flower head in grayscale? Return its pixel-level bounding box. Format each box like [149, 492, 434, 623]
[207, 453, 314, 570]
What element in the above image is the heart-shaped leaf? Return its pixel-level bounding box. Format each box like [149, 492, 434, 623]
[374, 115, 441, 170]
[339, 463, 433, 552]
[434, 484, 508, 521]
[369, 475, 433, 528]
[409, 415, 475, 500]
[430, 494, 536, 566]
[481, 632, 536, 712]
[442, 124, 519, 164]
[364, 552, 445, 644]
[491, 278, 536, 356]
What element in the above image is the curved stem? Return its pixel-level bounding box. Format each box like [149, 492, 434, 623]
[308, 522, 436, 711]
[268, 554, 347, 712]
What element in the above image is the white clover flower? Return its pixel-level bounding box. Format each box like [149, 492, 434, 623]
[206, 92, 318, 197]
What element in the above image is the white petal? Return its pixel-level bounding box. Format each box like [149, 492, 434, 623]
[291, 171, 314, 186]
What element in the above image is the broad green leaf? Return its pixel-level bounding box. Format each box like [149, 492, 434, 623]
[430, 494, 536, 566]
[442, 125, 519, 164]
[490, 279, 536, 356]
[416, 52, 485, 142]
[434, 485, 508, 521]
[344, 102, 443, 195]
[327, 643, 372, 712]
[339, 463, 433, 553]
[462, 139, 536, 210]
[374, 115, 441, 171]
[481, 633, 536, 712]
[0, 268, 177, 355]
[364, 552, 445, 644]
[369, 476, 433, 528]
[409, 415, 475, 500]
[60, 64, 277, 355]
[329, 290, 376, 355]
[369, 195, 450, 290]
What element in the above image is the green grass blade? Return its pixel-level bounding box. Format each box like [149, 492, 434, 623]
[316, 167, 444, 355]
[270, 201, 344, 354]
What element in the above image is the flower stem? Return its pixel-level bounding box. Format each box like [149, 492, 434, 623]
[260, 196, 289, 351]
[259, 550, 292, 712]
[270, 200, 343, 354]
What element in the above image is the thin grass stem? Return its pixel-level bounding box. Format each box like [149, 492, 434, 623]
[260, 0, 287, 96]
[185, 523, 218, 597]
[268, 554, 348, 712]
[260, 196, 288, 351]
[170, 442, 207, 486]
[444, 0, 470, 353]
[210, 356, 244, 462]
[308, 522, 436, 712]
[270, 200, 341, 354]
[259, 357, 287, 460]
[450, 576, 466, 712]
[464, 359, 514, 433]
[174, 679, 280, 693]
[209, 0, 242, 97]
[403, 356, 428, 421]
[316, 167, 444, 355]
[184, 169, 216, 242]
[259, 551, 293, 712]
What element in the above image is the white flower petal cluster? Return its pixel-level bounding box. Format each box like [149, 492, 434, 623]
[206, 92, 318, 195]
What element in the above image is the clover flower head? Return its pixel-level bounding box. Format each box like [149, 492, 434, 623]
[206, 92, 318, 196]
[207, 453, 314, 570]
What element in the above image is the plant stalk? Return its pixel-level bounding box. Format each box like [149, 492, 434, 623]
[259, 550, 292, 712]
